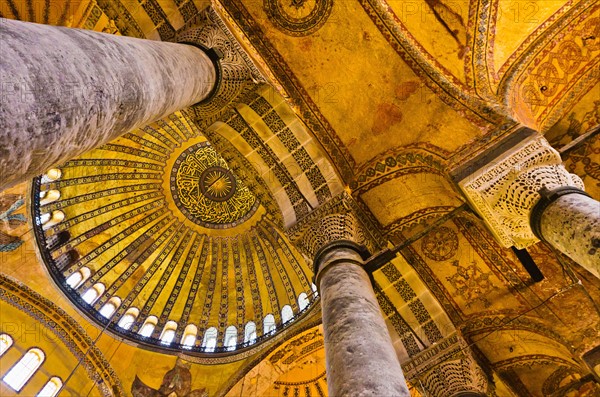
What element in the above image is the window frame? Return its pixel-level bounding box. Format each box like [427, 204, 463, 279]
[0, 333, 13, 356]
[36, 376, 63, 397]
[2, 347, 46, 392]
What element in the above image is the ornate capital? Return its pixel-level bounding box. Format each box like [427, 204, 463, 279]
[177, 7, 266, 126]
[286, 192, 382, 260]
[403, 333, 489, 397]
[458, 133, 584, 249]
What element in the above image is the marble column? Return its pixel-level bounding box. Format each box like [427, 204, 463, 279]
[457, 129, 600, 277]
[295, 205, 410, 397]
[0, 18, 217, 190]
[532, 189, 600, 278]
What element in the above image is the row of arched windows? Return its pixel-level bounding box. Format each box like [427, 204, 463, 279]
[73, 285, 315, 350]
[0, 333, 62, 396]
[39, 169, 64, 231]
[64, 263, 318, 351]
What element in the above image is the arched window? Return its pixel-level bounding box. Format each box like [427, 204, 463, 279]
[139, 316, 158, 337]
[298, 292, 310, 311]
[118, 307, 139, 330]
[201, 327, 218, 352]
[159, 321, 178, 345]
[281, 305, 294, 324]
[263, 314, 276, 334]
[38, 212, 51, 224]
[55, 250, 80, 271]
[3, 348, 45, 391]
[37, 376, 62, 397]
[181, 324, 197, 349]
[66, 267, 90, 289]
[81, 283, 105, 304]
[244, 322, 257, 344]
[99, 297, 121, 318]
[41, 210, 65, 230]
[224, 326, 238, 351]
[0, 333, 13, 356]
[45, 231, 70, 251]
[39, 190, 61, 206]
[312, 283, 318, 297]
[41, 169, 62, 183]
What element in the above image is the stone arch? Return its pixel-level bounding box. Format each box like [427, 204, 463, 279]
[204, 84, 345, 228]
[0, 274, 123, 396]
[500, 5, 599, 132]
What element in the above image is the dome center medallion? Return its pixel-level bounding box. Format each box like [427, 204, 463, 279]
[170, 142, 258, 229]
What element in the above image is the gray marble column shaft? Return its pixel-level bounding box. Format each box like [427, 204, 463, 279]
[539, 193, 600, 277]
[0, 18, 216, 190]
[317, 246, 410, 397]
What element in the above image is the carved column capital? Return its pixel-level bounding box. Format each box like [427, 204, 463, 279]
[458, 133, 584, 249]
[286, 192, 382, 262]
[177, 7, 266, 126]
[403, 333, 490, 397]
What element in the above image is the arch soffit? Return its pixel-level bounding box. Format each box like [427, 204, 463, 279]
[207, 84, 345, 228]
[0, 273, 124, 397]
[498, 2, 599, 131]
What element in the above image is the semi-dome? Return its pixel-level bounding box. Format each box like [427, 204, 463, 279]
[31, 111, 317, 355]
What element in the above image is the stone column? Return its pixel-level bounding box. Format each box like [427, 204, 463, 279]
[0, 18, 217, 190]
[294, 202, 410, 397]
[456, 129, 599, 277]
[532, 188, 600, 278]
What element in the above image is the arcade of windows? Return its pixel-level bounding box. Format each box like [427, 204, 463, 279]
[66, 269, 316, 351]
[0, 333, 62, 396]
[42, 168, 318, 352]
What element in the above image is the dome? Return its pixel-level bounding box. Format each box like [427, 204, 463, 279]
[31, 111, 317, 355]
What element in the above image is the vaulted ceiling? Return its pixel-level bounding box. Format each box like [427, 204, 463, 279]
[0, 0, 599, 396]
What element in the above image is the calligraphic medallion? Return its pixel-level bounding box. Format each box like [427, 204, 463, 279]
[265, 0, 334, 36]
[170, 142, 258, 228]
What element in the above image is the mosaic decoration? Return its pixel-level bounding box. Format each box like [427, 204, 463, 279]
[214, 0, 356, 182]
[132, 359, 207, 397]
[264, 0, 334, 36]
[0, 194, 25, 252]
[446, 260, 498, 308]
[0, 275, 124, 397]
[358, 0, 504, 129]
[171, 142, 259, 228]
[503, 4, 600, 130]
[421, 226, 458, 261]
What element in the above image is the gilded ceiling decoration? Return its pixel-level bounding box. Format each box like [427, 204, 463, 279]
[0, 194, 25, 252]
[264, 0, 334, 36]
[132, 359, 207, 397]
[31, 112, 316, 354]
[171, 142, 259, 228]
[204, 84, 345, 228]
[508, 5, 599, 131]
[2, 0, 600, 395]
[0, 274, 124, 397]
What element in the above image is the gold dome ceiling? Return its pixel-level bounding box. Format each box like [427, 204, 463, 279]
[32, 111, 316, 354]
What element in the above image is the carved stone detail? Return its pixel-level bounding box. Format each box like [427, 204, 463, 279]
[300, 212, 369, 258]
[458, 134, 584, 248]
[286, 192, 382, 259]
[177, 7, 266, 126]
[403, 333, 490, 397]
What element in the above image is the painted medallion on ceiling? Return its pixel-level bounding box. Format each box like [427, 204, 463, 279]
[264, 0, 334, 36]
[171, 142, 258, 228]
